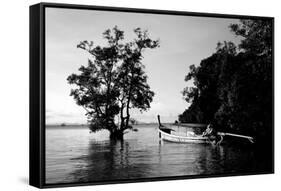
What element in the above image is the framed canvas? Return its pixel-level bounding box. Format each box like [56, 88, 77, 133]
[29, 2, 274, 188]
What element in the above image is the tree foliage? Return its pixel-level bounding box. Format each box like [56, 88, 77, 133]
[67, 26, 159, 139]
[179, 19, 273, 140]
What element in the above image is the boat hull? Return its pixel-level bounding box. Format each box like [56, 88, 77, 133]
[158, 129, 209, 143]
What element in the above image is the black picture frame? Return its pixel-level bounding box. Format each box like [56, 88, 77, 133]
[30, 2, 274, 189]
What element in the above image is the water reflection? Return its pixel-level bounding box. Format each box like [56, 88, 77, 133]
[70, 139, 236, 182]
[70, 138, 158, 183]
[46, 125, 272, 184]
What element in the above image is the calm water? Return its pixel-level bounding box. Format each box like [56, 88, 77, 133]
[46, 124, 266, 184]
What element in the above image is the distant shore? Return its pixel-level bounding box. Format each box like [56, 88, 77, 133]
[46, 123, 207, 129]
[46, 123, 160, 128]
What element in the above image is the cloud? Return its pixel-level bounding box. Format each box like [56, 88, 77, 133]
[46, 91, 87, 124]
[45, 8, 239, 124]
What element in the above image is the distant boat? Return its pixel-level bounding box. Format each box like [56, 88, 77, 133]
[157, 115, 254, 145]
[61, 123, 66, 127]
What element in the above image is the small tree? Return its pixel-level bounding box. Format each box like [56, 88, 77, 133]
[67, 26, 159, 139]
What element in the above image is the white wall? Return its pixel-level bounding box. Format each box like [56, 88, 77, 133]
[0, 0, 279, 190]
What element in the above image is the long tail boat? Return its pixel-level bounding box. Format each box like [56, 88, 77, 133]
[157, 115, 254, 145]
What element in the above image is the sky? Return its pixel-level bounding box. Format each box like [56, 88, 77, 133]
[46, 7, 241, 125]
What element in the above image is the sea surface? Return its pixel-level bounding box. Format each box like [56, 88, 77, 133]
[46, 124, 270, 184]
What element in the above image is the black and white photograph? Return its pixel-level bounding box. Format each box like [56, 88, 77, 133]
[43, 5, 273, 186]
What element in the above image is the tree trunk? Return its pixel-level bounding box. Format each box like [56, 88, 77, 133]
[125, 82, 132, 129]
[109, 129, 124, 140]
[120, 103, 125, 130]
